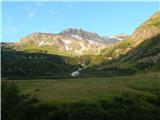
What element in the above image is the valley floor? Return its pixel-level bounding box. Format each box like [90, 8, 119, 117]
[12, 72, 160, 103]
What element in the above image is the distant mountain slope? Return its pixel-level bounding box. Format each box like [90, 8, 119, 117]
[113, 11, 160, 68]
[1, 45, 81, 79]
[127, 34, 160, 72]
[1, 42, 107, 79]
[81, 11, 160, 77]
[12, 28, 128, 56]
[101, 11, 160, 60]
[130, 11, 160, 46]
[60, 28, 124, 43]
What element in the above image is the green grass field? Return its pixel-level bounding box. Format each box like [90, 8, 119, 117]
[12, 72, 160, 103]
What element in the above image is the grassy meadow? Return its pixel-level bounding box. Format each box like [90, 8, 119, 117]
[2, 72, 160, 120]
[12, 72, 160, 103]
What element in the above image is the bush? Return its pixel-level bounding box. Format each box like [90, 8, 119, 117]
[1, 81, 39, 120]
[1, 81, 21, 120]
[2, 82, 160, 120]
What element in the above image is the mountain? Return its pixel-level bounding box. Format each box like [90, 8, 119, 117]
[11, 28, 128, 56]
[1, 28, 128, 79]
[130, 11, 160, 46]
[1, 11, 160, 79]
[101, 11, 160, 58]
[120, 11, 160, 72]
[103, 34, 129, 41]
[60, 28, 124, 43]
[81, 11, 160, 77]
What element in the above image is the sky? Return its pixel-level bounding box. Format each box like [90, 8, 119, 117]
[1, 1, 159, 42]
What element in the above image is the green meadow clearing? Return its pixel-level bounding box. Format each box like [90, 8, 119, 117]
[12, 72, 160, 103]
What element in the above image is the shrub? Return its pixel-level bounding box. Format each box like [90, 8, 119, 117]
[2, 82, 160, 120]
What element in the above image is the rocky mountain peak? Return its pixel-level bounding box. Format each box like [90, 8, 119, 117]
[60, 28, 102, 42]
[61, 28, 97, 35]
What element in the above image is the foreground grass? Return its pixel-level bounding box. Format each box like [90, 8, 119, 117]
[11, 72, 160, 103]
[2, 72, 160, 120]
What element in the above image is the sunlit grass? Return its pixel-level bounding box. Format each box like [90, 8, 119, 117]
[9, 72, 160, 104]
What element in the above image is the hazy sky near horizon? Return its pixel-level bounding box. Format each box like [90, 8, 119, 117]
[2, 1, 159, 42]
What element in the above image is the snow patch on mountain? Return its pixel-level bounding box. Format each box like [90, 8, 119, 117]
[61, 39, 72, 44]
[38, 41, 51, 46]
[108, 36, 123, 40]
[71, 34, 82, 40]
[88, 40, 103, 46]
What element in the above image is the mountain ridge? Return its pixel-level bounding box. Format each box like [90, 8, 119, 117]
[80, 11, 160, 77]
[1, 11, 160, 78]
[8, 28, 129, 56]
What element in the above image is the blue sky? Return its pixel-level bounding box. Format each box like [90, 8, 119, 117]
[1, 1, 159, 42]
